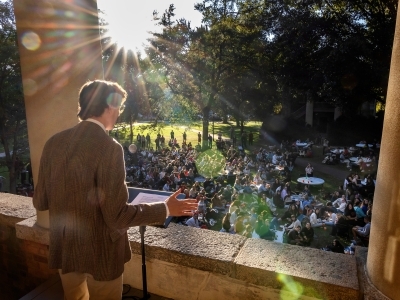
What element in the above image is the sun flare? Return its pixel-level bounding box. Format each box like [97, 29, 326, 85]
[100, 6, 154, 55]
[97, 0, 202, 55]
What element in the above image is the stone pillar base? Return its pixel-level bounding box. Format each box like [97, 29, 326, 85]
[356, 247, 391, 300]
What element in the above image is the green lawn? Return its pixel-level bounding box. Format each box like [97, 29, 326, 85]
[113, 121, 263, 147]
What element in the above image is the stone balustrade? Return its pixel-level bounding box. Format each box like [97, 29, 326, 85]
[0, 193, 386, 299]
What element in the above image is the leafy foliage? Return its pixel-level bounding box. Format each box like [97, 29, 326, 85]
[97, 0, 396, 144]
[0, 0, 27, 193]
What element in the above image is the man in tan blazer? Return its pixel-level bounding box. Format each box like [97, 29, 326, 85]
[33, 80, 197, 300]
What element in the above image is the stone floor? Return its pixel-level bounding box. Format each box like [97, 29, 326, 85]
[14, 274, 172, 300]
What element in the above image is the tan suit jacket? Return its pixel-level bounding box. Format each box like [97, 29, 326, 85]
[33, 121, 166, 281]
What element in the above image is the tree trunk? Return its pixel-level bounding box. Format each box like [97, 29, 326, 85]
[202, 119, 209, 149]
[222, 115, 228, 124]
[1, 120, 19, 194]
[281, 90, 292, 117]
[202, 106, 210, 150]
[129, 115, 133, 144]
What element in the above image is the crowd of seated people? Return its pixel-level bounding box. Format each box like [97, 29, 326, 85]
[123, 133, 374, 252]
[322, 171, 375, 244]
[321, 141, 378, 170]
[123, 140, 299, 231]
[222, 143, 373, 250]
[124, 141, 200, 190]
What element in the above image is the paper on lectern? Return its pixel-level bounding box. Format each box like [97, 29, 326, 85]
[130, 192, 167, 205]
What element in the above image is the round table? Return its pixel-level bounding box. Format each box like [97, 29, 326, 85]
[349, 157, 369, 163]
[356, 143, 374, 148]
[297, 177, 325, 185]
[330, 148, 343, 154]
[296, 143, 308, 147]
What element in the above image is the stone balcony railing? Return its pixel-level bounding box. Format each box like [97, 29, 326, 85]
[0, 193, 386, 300]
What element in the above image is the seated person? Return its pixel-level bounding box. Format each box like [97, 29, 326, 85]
[334, 195, 347, 213]
[280, 204, 299, 223]
[186, 211, 200, 228]
[332, 194, 344, 207]
[230, 208, 240, 225]
[258, 182, 268, 196]
[255, 216, 275, 240]
[203, 178, 213, 191]
[242, 182, 253, 195]
[221, 212, 234, 233]
[342, 147, 350, 158]
[280, 186, 288, 201]
[354, 200, 366, 226]
[229, 200, 240, 214]
[324, 209, 337, 226]
[272, 153, 281, 165]
[352, 216, 371, 242]
[330, 191, 340, 203]
[204, 207, 219, 226]
[163, 182, 171, 191]
[331, 213, 348, 237]
[309, 208, 324, 227]
[344, 203, 358, 227]
[222, 185, 233, 200]
[302, 185, 312, 200]
[322, 154, 334, 165]
[359, 156, 372, 172]
[300, 222, 314, 246]
[348, 156, 364, 171]
[287, 225, 304, 246]
[323, 239, 344, 253]
[211, 194, 226, 209]
[243, 224, 254, 238]
[243, 166, 251, 175]
[284, 214, 302, 233]
[234, 216, 247, 235]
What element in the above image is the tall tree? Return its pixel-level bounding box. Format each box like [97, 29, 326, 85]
[266, 0, 397, 115]
[0, 0, 27, 193]
[149, 1, 274, 146]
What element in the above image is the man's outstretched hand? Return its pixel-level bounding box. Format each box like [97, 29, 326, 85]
[165, 190, 198, 216]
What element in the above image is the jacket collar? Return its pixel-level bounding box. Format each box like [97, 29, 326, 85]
[84, 118, 106, 133]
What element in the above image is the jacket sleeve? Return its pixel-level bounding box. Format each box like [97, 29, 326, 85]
[98, 141, 166, 232]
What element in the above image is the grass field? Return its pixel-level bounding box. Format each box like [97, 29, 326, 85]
[113, 121, 263, 146]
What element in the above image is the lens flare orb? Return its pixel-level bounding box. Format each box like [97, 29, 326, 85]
[196, 149, 225, 178]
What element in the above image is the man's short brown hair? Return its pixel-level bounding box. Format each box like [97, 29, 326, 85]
[77, 80, 127, 120]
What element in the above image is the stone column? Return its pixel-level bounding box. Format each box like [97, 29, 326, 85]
[13, 0, 104, 228]
[366, 3, 400, 300]
[334, 106, 342, 121]
[305, 100, 314, 127]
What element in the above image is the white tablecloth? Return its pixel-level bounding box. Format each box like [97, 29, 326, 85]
[330, 149, 344, 154]
[297, 177, 325, 185]
[356, 143, 374, 148]
[296, 143, 308, 147]
[349, 157, 370, 163]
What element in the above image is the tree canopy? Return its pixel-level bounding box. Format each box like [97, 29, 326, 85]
[144, 0, 396, 122]
[0, 0, 27, 193]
